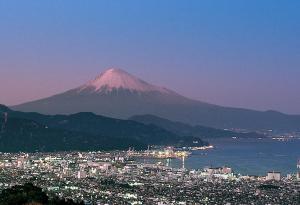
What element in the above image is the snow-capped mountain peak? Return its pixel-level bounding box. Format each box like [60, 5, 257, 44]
[79, 68, 170, 93]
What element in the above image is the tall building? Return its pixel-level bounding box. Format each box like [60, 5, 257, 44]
[296, 172, 300, 181]
[297, 159, 300, 181]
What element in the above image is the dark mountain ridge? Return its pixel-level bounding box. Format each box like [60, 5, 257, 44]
[0, 105, 207, 152]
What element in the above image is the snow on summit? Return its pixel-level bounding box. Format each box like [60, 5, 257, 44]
[79, 68, 170, 93]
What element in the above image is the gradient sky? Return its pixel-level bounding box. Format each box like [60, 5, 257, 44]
[0, 0, 299, 114]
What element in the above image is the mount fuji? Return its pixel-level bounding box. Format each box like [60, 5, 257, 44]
[79, 68, 172, 94]
[12, 68, 300, 131]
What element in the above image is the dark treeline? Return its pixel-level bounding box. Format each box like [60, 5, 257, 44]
[0, 183, 84, 205]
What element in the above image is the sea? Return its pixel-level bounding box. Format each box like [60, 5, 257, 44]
[138, 139, 300, 176]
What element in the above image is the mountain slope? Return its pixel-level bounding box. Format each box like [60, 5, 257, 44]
[0, 105, 207, 152]
[129, 114, 265, 139]
[0, 115, 146, 152]
[12, 68, 300, 132]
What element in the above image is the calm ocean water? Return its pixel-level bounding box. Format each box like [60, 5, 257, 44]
[139, 139, 300, 176]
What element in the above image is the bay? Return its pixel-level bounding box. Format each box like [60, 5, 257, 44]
[139, 139, 300, 176]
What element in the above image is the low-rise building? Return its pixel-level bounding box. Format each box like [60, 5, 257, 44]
[266, 171, 281, 181]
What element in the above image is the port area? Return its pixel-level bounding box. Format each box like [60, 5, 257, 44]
[126, 145, 214, 160]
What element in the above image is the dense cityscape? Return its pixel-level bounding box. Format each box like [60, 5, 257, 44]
[0, 149, 299, 204]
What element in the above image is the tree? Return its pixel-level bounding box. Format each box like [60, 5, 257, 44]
[0, 183, 84, 205]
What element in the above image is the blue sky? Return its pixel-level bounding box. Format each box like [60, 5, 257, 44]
[0, 0, 299, 114]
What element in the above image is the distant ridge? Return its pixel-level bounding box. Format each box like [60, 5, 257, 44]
[0, 105, 207, 152]
[129, 114, 265, 139]
[12, 68, 300, 132]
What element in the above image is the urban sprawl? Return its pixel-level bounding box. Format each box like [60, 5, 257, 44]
[0, 149, 299, 205]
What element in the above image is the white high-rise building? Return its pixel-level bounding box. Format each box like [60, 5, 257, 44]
[296, 172, 300, 181]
